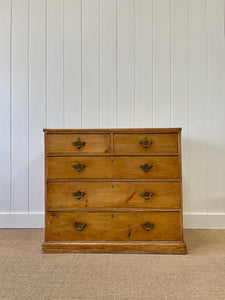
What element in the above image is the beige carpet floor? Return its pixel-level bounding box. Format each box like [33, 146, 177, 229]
[0, 230, 225, 300]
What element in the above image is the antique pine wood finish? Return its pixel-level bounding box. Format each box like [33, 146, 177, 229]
[43, 128, 187, 254]
[47, 156, 179, 179]
[114, 133, 178, 153]
[46, 133, 111, 154]
[47, 182, 180, 210]
[47, 212, 180, 241]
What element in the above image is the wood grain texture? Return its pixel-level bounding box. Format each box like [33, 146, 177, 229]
[47, 211, 180, 241]
[47, 156, 179, 179]
[47, 181, 180, 209]
[44, 128, 185, 253]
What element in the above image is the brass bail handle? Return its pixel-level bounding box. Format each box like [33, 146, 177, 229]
[140, 163, 153, 172]
[141, 222, 154, 231]
[140, 192, 153, 200]
[140, 137, 152, 148]
[73, 163, 85, 172]
[72, 191, 85, 199]
[73, 137, 85, 149]
[73, 222, 86, 231]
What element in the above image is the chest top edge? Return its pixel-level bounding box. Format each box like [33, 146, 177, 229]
[43, 128, 182, 134]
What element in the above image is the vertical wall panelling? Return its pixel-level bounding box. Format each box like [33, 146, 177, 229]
[189, 0, 207, 213]
[82, 0, 100, 128]
[117, 0, 135, 128]
[207, 0, 225, 213]
[47, 0, 64, 128]
[11, 0, 29, 212]
[1, 0, 225, 227]
[135, 0, 153, 128]
[64, 0, 82, 128]
[0, 0, 11, 212]
[99, 0, 117, 128]
[170, 0, 189, 213]
[29, 0, 45, 212]
[153, 0, 171, 127]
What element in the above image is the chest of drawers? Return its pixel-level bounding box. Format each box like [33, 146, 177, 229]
[42, 128, 187, 254]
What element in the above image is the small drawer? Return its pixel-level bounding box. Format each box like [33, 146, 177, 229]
[47, 211, 180, 241]
[47, 182, 180, 209]
[46, 133, 110, 154]
[114, 133, 178, 154]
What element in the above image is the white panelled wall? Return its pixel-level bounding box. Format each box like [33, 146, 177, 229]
[0, 0, 225, 228]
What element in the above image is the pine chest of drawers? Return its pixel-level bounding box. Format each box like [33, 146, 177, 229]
[42, 128, 187, 254]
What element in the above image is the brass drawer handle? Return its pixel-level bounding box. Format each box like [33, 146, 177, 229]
[73, 163, 85, 172]
[140, 137, 152, 148]
[141, 192, 153, 200]
[72, 191, 85, 199]
[140, 163, 153, 172]
[141, 222, 154, 231]
[73, 137, 85, 149]
[73, 222, 86, 231]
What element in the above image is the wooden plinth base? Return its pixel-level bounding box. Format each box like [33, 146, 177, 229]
[42, 241, 187, 254]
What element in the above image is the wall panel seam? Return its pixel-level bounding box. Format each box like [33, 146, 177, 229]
[98, 0, 101, 128]
[187, 0, 190, 213]
[80, 0, 83, 128]
[28, 0, 30, 212]
[45, 0, 47, 129]
[206, 0, 208, 214]
[152, 0, 154, 127]
[45, 0, 48, 128]
[170, 0, 172, 127]
[10, 0, 13, 213]
[63, 0, 65, 129]
[134, 0, 136, 127]
[116, 0, 118, 128]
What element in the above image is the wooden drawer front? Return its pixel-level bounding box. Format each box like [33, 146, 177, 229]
[114, 133, 178, 153]
[47, 182, 180, 209]
[47, 157, 179, 179]
[46, 134, 110, 153]
[47, 212, 180, 241]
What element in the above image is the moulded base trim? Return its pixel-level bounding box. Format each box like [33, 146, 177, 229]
[42, 240, 187, 254]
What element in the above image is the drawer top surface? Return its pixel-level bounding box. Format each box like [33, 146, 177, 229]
[43, 128, 182, 134]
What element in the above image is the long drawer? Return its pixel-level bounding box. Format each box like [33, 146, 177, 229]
[47, 156, 179, 179]
[114, 133, 178, 154]
[47, 182, 180, 209]
[47, 211, 180, 241]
